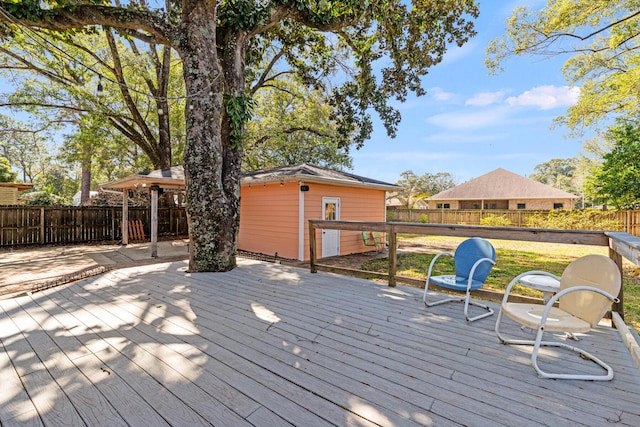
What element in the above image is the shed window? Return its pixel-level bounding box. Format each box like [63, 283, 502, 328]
[517, 203, 526, 210]
[553, 203, 563, 209]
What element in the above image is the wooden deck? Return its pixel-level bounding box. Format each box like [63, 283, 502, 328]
[1, 259, 640, 426]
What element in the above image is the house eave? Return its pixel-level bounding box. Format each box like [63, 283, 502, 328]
[241, 174, 401, 191]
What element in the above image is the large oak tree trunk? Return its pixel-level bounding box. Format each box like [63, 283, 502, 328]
[178, 6, 241, 272]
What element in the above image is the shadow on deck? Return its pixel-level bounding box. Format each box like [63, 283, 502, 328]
[1, 259, 639, 426]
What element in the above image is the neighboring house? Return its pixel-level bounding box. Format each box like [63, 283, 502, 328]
[72, 191, 99, 206]
[0, 183, 33, 205]
[428, 168, 579, 210]
[101, 163, 400, 261]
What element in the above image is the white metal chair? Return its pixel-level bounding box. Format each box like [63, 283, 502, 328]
[495, 254, 621, 380]
[423, 237, 496, 322]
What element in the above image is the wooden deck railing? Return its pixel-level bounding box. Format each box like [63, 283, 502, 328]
[308, 220, 640, 320]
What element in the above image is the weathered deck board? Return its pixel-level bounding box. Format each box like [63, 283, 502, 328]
[0, 340, 43, 427]
[1, 258, 639, 427]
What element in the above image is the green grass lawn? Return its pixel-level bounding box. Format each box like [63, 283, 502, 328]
[361, 235, 640, 332]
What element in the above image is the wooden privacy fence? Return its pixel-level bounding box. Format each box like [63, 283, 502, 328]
[620, 210, 640, 237]
[0, 206, 187, 247]
[387, 208, 640, 236]
[387, 208, 543, 225]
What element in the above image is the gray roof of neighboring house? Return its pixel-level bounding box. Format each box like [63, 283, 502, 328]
[429, 168, 579, 200]
[101, 163, 400, 191]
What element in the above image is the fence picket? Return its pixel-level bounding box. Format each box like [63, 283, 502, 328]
[0, 206, 188, 247]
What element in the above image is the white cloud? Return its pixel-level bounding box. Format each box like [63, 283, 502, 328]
[422, 132, 510, 143]
[429, 87, 455, 101]
[506, 85, 579, 110]
[426, 106, 511, 130]
[465, 91, 506, 107]
[439, 40, 478, 66]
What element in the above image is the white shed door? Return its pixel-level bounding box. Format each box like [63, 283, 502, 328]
[321, 197, 340, 258]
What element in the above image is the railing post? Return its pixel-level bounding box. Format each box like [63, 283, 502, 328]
[150, 186, 159, 258]
[309, 221, 317, 273]
[122, 190, 129, 245]
[609, 246, 625, 320]
[40, 207, 45, 244]
[111, 208, 115, 240]
[388, 223, 397, 287]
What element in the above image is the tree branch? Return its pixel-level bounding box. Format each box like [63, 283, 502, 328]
[0, 101, 88, 113]
[0, 124, 50, 133]
[252, 125, 331, 147]
[0, 46, 76, 86]
[250, 49, 285, 95]
[0, 3, 175, 45]
[249, 3, 371, 38]
[548, 10, 640, 43]
[105, 29, 158, 152]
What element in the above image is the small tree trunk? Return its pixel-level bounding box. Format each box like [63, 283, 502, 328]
[80, 166, 91, 204]
[80, 144, 92, 205]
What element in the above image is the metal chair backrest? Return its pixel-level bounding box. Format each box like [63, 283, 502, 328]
[559, 254, 621, 327]
[454, 237, 496, 283]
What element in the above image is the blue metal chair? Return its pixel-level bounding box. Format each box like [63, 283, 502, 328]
[423, 237, 496, 322]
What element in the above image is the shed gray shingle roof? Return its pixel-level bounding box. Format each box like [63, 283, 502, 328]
[241, 163, 400, 189]
[429, 168, 579, 200]
[101, 163, 400, 191]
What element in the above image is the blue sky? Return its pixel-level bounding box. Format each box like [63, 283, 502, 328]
[350, 0, 587, 185]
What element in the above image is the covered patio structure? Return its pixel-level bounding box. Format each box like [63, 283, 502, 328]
[2, 259, 639, 426]
[100, 167, 186, 257]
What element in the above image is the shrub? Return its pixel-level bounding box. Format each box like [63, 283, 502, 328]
[19, 191, 73, 206]
[419, 214, 428, 223]
[87, 188, 150, 207]
[525, 209, 623, 231]
[480, 215, 512, 227]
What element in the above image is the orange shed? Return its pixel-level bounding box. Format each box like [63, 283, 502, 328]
[239, 164, 400, 261]
[101, 164, 399, 261]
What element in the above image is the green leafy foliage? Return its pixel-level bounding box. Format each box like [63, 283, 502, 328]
[391, 170, 456, 208]
[529, 158, 578, 194]
[0, 156, 17, 182]
[224, 93, 255, 149]
[586, 121, 640, 210]
[0, 115, 52, 184]
[524, 209, 623, 231]
[3, 0, 42, 20]
[19, 190, 72, 206]
[243, 75, 352, 170]
[480, 215, 512, 227]
[218, 0, 271, 30]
